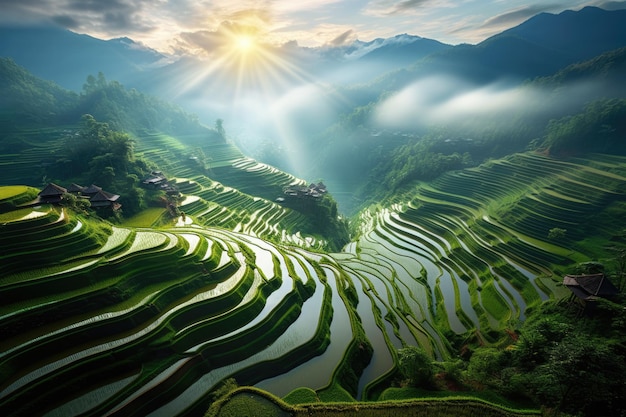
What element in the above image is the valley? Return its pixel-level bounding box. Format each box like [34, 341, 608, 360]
[2, 5, 626, 417]
[1, 147, 624, 416]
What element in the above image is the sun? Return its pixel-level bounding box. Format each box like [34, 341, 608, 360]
[182, 20, 315, 104]
[235, 35, 255, 52]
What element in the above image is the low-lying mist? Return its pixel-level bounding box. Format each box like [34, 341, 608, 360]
[161, 47, 626, 215]
[372, 75, 614, 132]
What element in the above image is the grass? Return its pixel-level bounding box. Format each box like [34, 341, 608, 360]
[283, 387, 320, 404]
[120, 208, 167, 227]
[0, 185, 30, 200]
[316, 383, 355, 403]
[208, 387, 541, 417]
[0, 186, 40, 212]
[214, 392, 291, 417]
[2, 152, 626, 416]
[0, 207, 48, 222]
[479, 281, 511, 324]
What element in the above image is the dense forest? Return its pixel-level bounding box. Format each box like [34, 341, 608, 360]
[0, 58, 202, 134]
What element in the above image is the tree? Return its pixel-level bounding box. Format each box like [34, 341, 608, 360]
[397, 346, 435, 387]
[466, 348, 509, 385]
[514, 317, 572, 370]
[100, 166, 116, 189]
[511, 299, 626, 416]
[526, 333, 622, 415]
[215, 118, 226, 141]
[83, 74, 97, 94]
[123, 183, 145, 216]
[62, 114, 135, 179]
[607, 245, 626, 291]
[547, 227, 566, 240]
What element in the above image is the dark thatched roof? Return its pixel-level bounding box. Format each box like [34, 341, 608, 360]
[39, 183, 67, 197]
[90, 190, 120, 206]
[563, 274, 619, 301]
[82, 184, 103, 196]
[67, 183, 85, 193]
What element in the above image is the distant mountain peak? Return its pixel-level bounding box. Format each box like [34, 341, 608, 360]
[483, 6, 626, 64]
[338, 33, 442, 62]
[388, 33, 423, 42]
[111, 36, 136, 44]
[108, 36, 163, 57]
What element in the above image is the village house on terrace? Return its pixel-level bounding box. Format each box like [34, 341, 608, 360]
[563, 273, 619, 311]
[280, 182, 328, 201]
[141, 171, 179, 195]
[38, 183, 67, 204]
[38, 182, 121, 210]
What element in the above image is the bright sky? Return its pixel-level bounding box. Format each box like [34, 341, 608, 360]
[2, 0, 625, 55]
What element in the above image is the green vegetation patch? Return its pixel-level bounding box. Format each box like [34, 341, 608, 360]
[214, 392, 291, 417]
[0, 185, 39, 212]
[120, 208, 167, 227]
[316, 383, 356, 403]
[0, 185, 30, 200]
[210, 388, 541, 417]
[479, 281, 511, 324]
[292, 398, 541, 417]
[283, 387, 320, 405]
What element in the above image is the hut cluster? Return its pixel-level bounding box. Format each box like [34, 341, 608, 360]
[278, 182, 328, 203]
[39, 183, 121, 210]
[141, 171, 179, 196]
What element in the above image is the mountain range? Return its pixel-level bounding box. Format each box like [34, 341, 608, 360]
[2, 6, 626, 214]
[3, 7, 626, 98]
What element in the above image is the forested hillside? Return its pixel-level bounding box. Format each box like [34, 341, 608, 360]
[306, 46, 626, 213]
[0, 59, 349, 250]
[2, 150, 625, 416]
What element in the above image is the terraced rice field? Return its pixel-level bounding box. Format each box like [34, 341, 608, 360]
[132, 132, 323, 247]
[0, 127, 68, 186]
[1, 152, 625, 416]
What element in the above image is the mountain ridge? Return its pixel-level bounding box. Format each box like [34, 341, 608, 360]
[3, 6, 626, 96]
[494, 6, 626, 62]
[0, 24, 166, 91]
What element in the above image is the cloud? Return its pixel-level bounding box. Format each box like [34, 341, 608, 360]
[65, 0, 135, 14]
[51, 14, 81, 29]
[364, 0, 442, 16]
[478, 4, 561, 29]
[0, 0, 154, 34]
[327, 29, 356, 47]
[373, 75, 544, 129]
[179, 30, 227, 55]
[594, 0, 626, 10]
[224, 8, 273, 27]
[176, 10, 273, 56]
[0, 0, 55, 25]
[1, 0, 617, 57]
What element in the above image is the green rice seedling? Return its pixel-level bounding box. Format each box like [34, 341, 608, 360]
[107, 231, 169, 261]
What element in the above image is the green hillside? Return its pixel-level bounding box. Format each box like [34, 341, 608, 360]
[0, 59, 349, 250]
[1, 151, 625, 416]
[1, 60, 625, 417]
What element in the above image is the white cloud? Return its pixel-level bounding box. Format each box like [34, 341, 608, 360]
[373, 75, 544, 128]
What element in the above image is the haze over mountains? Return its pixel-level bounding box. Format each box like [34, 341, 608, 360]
[4, 7, 626, 97]
[2, 6, 626, 214]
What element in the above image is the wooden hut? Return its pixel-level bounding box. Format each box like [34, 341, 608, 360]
[563, 273, 619, 311]
[38, 183, 67, 203]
